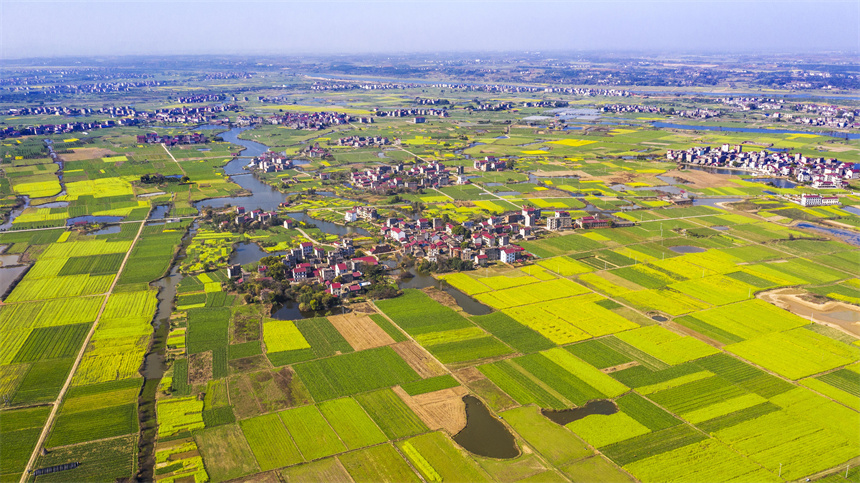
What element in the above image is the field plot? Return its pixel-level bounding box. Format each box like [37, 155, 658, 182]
[567, 411, 652, 448]
[33, 434, 138, 483]
[239, 413, 303, 471]
[279, 405, 346, 461]
[0, 406, 51, 480]
[195, 423, 260, 482]
[536, 256, 595, 276]
[624, 439, 780, 483]
[500, 406, 593, 467]
[393, 385, 468, 434]
[153, 439, 208, 483]
[338, 444, 422, 483]
[157, 397, 204, 438]
[318, 397, 388, 450]
[615, 326, 719, 365]
[397, 432, 492, 483]
[725, 327, 860, 380]
[293, 346, 420, 401]
[475, 278, 590, 309]
[676, 299, 808, 344]
[376, 289, 473, 335]
[354, 388, 429, 440]
[262, 318, 310, 353]
[619, 288, 710, 316]
[328, 312, 395, 350]
[504, 293, 639, 344]
[713, 388, 859, 480]
[471, 312, 555, 354]
[391, 341, 448, 378]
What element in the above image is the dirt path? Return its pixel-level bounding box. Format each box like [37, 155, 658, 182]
[19, 212, 150, 482]
[161, 143, 187, 175]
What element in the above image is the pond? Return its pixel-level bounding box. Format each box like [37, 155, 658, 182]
[0, 265, 28, 299]
[150, 205, 171, 219]
[229, 242, 286, 266]
[453, 395, 519, 459]
[542, 400, 618, 425]
[67, 215, 125, 225]
[286, 212, 371, 237]
[747, 178, 797, 188]
[692, 197, 743, 207]
[397, 269, 492, 316]
[652, 315, 668, 322]
[86, 224, 122, 236]
[668, 245, 707, 254]
[796, 222, 860, 247]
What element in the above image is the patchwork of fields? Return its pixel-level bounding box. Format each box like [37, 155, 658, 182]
[2, 90, 860, 483]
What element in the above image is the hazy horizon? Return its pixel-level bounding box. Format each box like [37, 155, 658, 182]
[1, 0, 859, 60]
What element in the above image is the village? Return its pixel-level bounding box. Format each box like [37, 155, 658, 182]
[667, 144, 858, 189]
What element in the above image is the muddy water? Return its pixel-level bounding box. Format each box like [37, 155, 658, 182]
[542, 399, 618, 425]
[453, 395, 519, 459]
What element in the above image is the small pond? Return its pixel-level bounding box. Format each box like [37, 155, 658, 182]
[67, 215, 125, 225]
[397, 269, 492, 316]
[668, 245, 707, 254]
[453, 395, 519, 459]
[542, 400, 618, 425]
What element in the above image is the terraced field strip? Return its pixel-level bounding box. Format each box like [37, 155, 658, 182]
[18, 212, 150, 483]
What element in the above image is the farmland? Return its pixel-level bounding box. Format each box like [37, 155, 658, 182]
[1, 60, 859, 483]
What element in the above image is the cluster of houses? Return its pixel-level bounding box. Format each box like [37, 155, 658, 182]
[336, 136, 389, 147]
[373, 108, 449, 118]
[344, 206, 379, 222]
[473, 156, 507, 172]
[227, 236, 380, 297]
[248, 152, 294, 173]
[666, 144, 858, 189]
[11, 80, 166, 95]
[136, 132, 207, 146]
[264, 111, 356, 130]
[1, 103, 237, 139]
[1, 118, 138, 139]
[469, 102, 513, 112]
[349, 162, 452, 191]
[377, 205, 625, 267]
[522, 101, 570, 108]
[428, 83, 632, 97]
[176, 94, 226, 103]
[231, 206, 279, 225]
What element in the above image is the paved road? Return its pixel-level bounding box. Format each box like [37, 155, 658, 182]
[18, 212, 150, 482]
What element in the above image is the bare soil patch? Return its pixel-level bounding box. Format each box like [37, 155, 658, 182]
[328, 313, 394, 351]
[188, 351, 213, 385]
[391, 341, 447, 378]
[759, 288, 860, 337]
[601, 361, 639, 374]
[394, 385, 468, 435]
[664, 168, 737, 188]
[422, 287, 458, 308]
[455, 367, 485, 383]
[60, 147, 117, 161]
[228, 354, 270, 374]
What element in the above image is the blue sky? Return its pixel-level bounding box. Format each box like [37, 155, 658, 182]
[1, 1, 858, 59]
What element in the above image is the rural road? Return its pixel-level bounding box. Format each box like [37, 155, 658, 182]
[18, 210, 150, 482]
[161, 143, 187, 175]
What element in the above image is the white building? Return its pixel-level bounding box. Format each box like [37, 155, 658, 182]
[344, 210, 358, 222]
[799, 194, 840, 207]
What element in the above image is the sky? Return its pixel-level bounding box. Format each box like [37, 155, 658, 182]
[1, 0, 858, 59]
